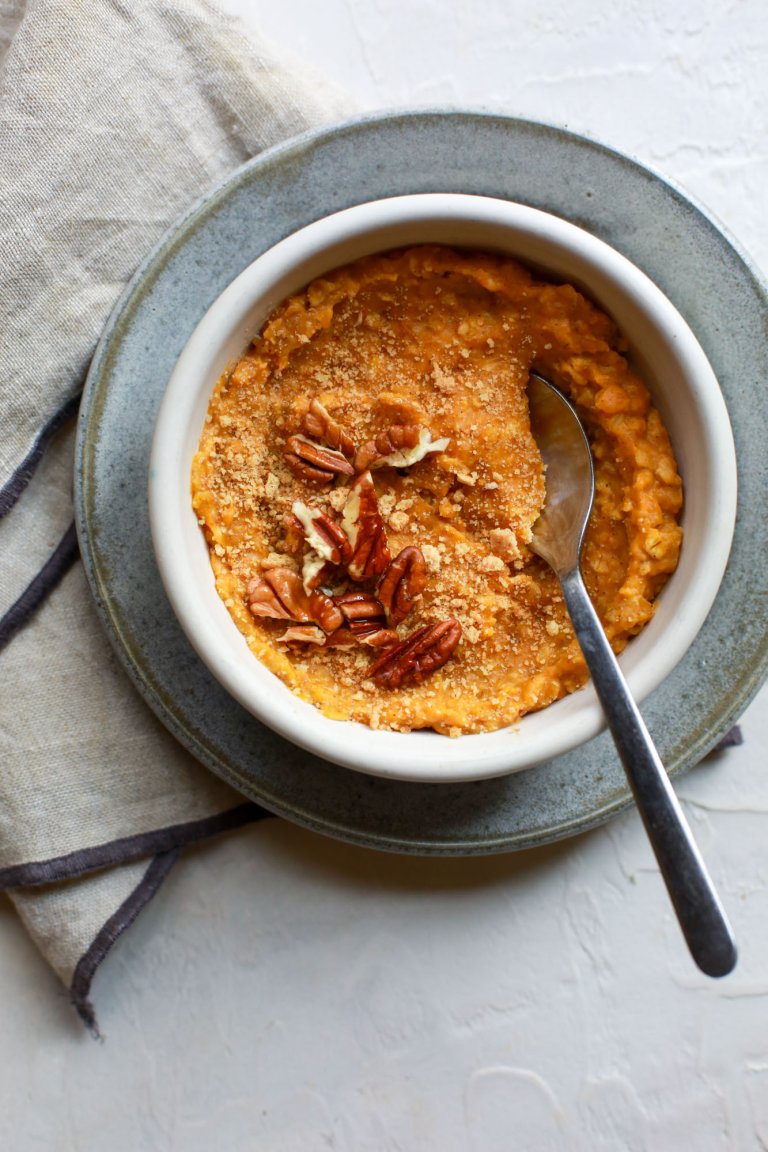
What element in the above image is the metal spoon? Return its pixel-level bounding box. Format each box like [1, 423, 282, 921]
[527, 370, 736, 977]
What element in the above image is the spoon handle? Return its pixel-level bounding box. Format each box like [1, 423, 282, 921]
[560, 566, 737, 977]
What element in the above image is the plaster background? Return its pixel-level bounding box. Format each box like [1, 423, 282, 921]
[2, 1, 767, 1148]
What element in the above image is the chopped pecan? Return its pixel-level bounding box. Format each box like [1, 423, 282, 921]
[366, 618, 462, 689]
[358, 628, 400, 648]
[341, 471, 391, 582]
[333, 591, 386, 635]
[355, 424, 418, 472]
[308, 589, 344, 634]
[282, 512, 305, 554]
[284, 434, 355, 485]
[301, 399, 356, 459]
[277, 624, 327, 646]
[326, 594, 399, 650]
[247, 568, 343, 633]
[354, 425, 450, 472]
[378, 546, 427, 626]
[247, 569, 301, 621]
[292, 501, 352, 565]
[325, 624, 399, 649]
[324, 628, 358, 648]
[301, 552, 337, 593]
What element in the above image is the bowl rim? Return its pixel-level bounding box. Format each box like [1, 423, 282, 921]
[148, 191, 737, 783]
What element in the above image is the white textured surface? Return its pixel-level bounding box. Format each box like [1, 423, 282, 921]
[3, 0, 768, 1147]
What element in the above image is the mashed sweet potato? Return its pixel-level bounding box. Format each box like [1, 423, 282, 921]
[191, 246, 683, 735]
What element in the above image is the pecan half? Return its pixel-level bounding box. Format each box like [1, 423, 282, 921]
[301, 399, 356, 459]
[292, 501, 352, 565]
[247, 568, 343, 633]
[340, 470, 391, 582]
[354, 425, 450, 472]
[284, 434, 355, 485]
[378, 546, 427, 626]
[366, 618, 462, 689]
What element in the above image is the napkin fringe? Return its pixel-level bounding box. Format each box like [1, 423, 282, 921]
[0, 392, 82, 519]
[70, 848, 181, 1037]
[0, 801, 271, 891]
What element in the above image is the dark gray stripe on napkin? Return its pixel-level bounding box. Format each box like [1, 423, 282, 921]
[0, 392, 82, 519]
[0, 802, 271, 890]
[0, 520, 80, 653]
[70, 849, 181, 1036]
[711, 726, 744, 750]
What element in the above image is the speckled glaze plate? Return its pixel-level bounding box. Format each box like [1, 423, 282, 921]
[75, 110, 768, 856]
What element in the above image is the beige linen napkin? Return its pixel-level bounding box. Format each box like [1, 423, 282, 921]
[0, 0, 354, 1031]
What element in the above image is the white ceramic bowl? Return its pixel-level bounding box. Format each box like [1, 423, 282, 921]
[149, 193, 737, 783]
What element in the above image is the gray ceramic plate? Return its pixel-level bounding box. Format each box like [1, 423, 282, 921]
[75, 110, 768, 856]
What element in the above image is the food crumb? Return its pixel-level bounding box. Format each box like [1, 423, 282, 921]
[478, 554, 507, 574]
[422, 544, 442, 573]
[489, 527, 521, 563]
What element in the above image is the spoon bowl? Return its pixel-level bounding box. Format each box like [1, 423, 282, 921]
[527, 371, 737, 977]
[527, 371, 594, 570]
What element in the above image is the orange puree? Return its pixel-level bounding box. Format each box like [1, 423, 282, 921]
[191, 246, 683, 735]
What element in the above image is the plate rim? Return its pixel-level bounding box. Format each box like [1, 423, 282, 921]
[74, 107, 768, 855]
